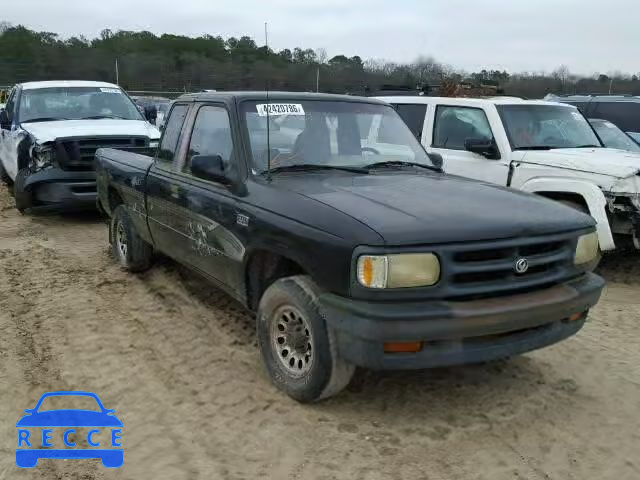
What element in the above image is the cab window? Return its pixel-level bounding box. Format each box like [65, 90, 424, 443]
[185, 105, 233, 173]
[158, 104, 189, 163]
[433, 106, 493, 150]
[393, 104, 427, 139]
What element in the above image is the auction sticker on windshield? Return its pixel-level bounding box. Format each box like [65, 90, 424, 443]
[257, 104, 305, 116]
[100, 88, 121, 94]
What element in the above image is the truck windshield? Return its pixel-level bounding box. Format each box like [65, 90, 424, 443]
[19, 87, 144, 123]
[37, 395, 101, 412]
[240, 100, 435, 173]
[589, 119, 640, 152]
[498, 104, 602, 150]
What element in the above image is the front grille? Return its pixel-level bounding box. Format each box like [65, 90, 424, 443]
[55, 137, 150, 171]
[440, 233, 578, 300]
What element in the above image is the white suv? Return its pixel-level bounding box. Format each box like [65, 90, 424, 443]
[375, 96, 640, 252]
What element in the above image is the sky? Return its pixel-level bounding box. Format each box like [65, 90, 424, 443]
[4, 0, 640, 75]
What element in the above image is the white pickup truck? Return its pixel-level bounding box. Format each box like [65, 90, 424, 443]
[375, 96, 640, 253]
[0, 80, 161, 212]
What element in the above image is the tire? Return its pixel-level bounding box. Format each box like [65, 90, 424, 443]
[257, 275, 355, 403]
[110, 204, 153, 272]
[559, 200, 602, 269]
[14, 169, 33, 213]
[0, 160, 12, 186]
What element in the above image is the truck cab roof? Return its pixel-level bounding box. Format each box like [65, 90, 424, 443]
[176, 91, 389, 106]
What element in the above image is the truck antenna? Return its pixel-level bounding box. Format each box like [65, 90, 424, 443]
[265, 22, 272, 182]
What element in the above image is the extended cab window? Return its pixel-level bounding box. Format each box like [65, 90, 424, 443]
[158, 104, 189, 162]
[393, 104, 427, 139]
[433, 106, 493, 150]
[185, 105, 233, 172]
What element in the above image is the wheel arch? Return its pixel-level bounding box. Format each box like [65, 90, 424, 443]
[101, 185, 124, 217]
[521, 177, 615, 251]
[244, 248, 311, 311]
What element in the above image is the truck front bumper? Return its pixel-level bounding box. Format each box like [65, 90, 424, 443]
[22, 168, 96, 208]
[320, 273, 604, 370]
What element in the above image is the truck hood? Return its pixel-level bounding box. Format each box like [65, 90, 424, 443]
[519, 147, 640, 178]
[275, 172, 593, 245]
[21, 119, 161, 144]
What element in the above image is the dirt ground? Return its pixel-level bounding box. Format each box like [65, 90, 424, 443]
[0, 185, 639, 480]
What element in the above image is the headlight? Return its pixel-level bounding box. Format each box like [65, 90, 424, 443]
[31, 147, 54, 170]
[149, 140, 160, 148]
[574, 232, 599, 266]
[357, 253, 440, 288]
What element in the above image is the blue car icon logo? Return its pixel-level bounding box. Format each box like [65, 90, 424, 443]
[16, 391, 123, 468]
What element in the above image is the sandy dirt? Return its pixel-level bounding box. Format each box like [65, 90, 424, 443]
[0, 184, 639, 480]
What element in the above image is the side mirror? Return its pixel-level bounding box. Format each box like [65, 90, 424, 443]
[465, 138, 500, 159]
[144, 106, 158, 124]
[190, 154, 230, 184]
[427, 152, 444, 169]
[0, 109, 10, 129]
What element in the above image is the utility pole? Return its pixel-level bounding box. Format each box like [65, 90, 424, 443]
[316, 67, 320, 92]
[115, 58, 119, 85]
[609, 78, 614, 95]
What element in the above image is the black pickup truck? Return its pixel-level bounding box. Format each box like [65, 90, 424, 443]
[96, 91, 605, 402]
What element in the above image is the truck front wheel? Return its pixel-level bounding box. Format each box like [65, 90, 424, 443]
[14, 169, 33, 213]
[257, 275, 355, 403]
[110, 205, 153, 272]
[0, 160, 12, 186]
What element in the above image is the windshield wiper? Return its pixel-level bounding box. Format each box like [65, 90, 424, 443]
[574, 144, 601, 148]
[80, 115, 128, 120]
[266, 164, 369, 175]
[513, 145, 556, 151]
[21, 117, 69, 123]
[364, 161, 441, 172]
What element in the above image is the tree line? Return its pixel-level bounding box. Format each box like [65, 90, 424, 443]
[2, 23, 640, 99]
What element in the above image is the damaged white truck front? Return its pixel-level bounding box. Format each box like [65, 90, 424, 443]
[0, 80, 160, 212]
[377, 96, 640, 254]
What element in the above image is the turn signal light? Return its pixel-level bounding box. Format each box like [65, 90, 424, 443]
[568, 312, 586, 322]
[383, 341, 423, 353]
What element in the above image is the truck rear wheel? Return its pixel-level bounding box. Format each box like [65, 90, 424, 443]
[110, 205, 153, 272]
[257, 275, 355, 403]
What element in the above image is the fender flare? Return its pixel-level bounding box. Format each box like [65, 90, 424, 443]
[521, 177, 615, 251]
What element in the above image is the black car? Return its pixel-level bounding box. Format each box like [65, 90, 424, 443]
[95, 91, 604, 402]
[548, 94, 640, 141]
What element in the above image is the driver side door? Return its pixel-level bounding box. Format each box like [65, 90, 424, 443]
[426, 105, 509, 185]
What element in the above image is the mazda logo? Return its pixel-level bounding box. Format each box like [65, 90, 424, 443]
[514, 258, 529, 274]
